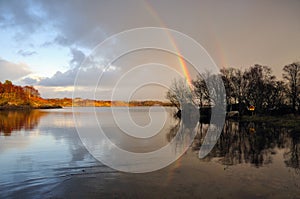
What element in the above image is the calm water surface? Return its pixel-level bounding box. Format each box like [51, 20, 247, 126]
[0, 107, 299, 198]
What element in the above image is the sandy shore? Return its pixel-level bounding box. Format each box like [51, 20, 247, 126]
[42, 149, 299, 199]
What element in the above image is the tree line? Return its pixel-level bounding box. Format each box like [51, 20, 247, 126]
[167, 62, 300, 115]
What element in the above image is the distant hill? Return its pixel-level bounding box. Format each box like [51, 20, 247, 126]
[0, 80, 173, 110]
[50, 98, 173, 107]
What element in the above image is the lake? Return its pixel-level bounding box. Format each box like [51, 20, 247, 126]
[0, 107, 299, 198]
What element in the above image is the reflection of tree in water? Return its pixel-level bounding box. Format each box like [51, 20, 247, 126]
[0, 110, 47, 136]
[166, 121, 197, 155]
[167, 119, 300, 170]
[166, 108, 199, 154]
[209, 121, 277, 167]
[284, 129, 300, 173]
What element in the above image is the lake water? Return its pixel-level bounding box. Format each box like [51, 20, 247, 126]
[0, 107, 299, 198]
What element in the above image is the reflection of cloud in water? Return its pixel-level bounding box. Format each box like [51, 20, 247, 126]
[0, 129, 41, 153]
[0, 109, 97, 169]
[39, 110, 76, 128]
[37, 110, 92, 166]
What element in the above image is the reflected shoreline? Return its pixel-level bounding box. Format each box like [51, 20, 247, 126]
[1, 108, 299, 170]
[0, 108, 299, 198]
[0, 110, 48, 136]
[167, 115, 300, 170]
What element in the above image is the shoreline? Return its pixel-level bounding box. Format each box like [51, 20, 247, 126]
[0, 105, 63, 111]
[0, 105, 175, 110]
[239, 115, 300, 127]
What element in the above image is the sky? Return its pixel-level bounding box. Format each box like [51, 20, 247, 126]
[0, 0, 299, 99]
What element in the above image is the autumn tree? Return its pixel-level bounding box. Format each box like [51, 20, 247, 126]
[0, 81, 3, 94]
[23, 86, 40, 99]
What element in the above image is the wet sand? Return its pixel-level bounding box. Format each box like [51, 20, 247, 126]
[44, 149, 300, 199]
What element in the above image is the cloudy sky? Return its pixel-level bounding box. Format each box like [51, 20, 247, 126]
[0, 0, 299, 99]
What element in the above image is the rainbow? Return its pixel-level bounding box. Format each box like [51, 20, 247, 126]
[143, 1, 191, 182]
[143, 0, 193, 86]
[141, 1, 228, 184]
[205, 23, 228, 70]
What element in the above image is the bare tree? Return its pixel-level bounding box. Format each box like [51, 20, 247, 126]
[166, 78, 194, 110]
[283, 62, 300, 113]
[243, 64, 276, 114]
[265, 80, 286, 112]
[221, 68, 247, 113]
[192, 75, 209, 107]
[204, 73, 226, 110]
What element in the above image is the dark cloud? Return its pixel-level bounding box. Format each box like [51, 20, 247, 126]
[0, 0, 155, 47]
[70, 48, 85, 68]
[38, 70, 76, 86]
[40, 41, 53, 47]
[17, 49, 37, 57]
[54, 35, 72, 46]
[1, 0, 300, 96]
[29, 66, 120, 88]
[37, 0, 115, 47]
[33, 48, 88, 86]
[0, 0, 45, 32]
[0, 58, 31, 82]
[21, 77, 38, 85]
